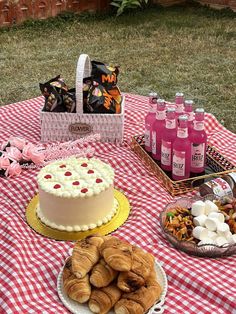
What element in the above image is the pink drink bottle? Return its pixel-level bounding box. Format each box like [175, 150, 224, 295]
[175, 92, 184, 119]
[145, 92, 157, 153]
[189, 108, 207, 175]
[152, 99, 166, 161]
[184, 100, 194, 134]
[161, 107, 177, 172]
[172, 115, 191, 180]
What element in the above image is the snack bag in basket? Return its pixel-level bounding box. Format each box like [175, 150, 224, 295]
[91, 61, 119, 89]
[40, 75, 67, 112]
[83, 77, 93, 113]
[62, 88, 76, 113]
[85, 61, 122, 114]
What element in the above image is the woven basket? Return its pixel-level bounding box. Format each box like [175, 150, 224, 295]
[40, 54, 125, 143]
[131, 134, 236, 196]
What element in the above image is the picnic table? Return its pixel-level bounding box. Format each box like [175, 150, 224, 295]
[1, 93, 236, 314]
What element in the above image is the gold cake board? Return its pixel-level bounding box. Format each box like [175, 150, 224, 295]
[26, 189, 130, 241]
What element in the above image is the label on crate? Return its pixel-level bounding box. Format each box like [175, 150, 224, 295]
[191, 143, 205, 168]
[152, 131, 156, 154]
[69, 123, 92, 135]
[145, 128, 151, 147]
[172, 150, 185, 176]
[161, 140, 171, 166]
[205, 178, 233, 198]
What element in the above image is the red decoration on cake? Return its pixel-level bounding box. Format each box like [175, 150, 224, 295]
[88, 170, 94, 174]
[44, 174, 52, 179]
[60, 164, 66, 168]
[54, 184, 61, 189]
[64, 171, 72, 176]
[96, 178, 103, 183]
[72, 181, 80, 186]
[81, 163, 88, 167]
[81, 188, 88, 193]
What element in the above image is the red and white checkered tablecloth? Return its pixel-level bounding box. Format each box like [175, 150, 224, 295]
[0, 94, 236, 314]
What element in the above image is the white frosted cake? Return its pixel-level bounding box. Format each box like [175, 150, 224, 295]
[36, 157, 117, 232]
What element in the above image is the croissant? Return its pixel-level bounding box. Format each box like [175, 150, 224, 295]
[117, 246, 155, 293]
[131, 246, 155, 279]
[117, 271, 145, 292]
[100, 236, 133, 271]
[63, 258, 91, 303]
[88, 284, 122, 314]
[72, 235, 104, 278]
[114, 299, 144, 314]
[115, 267, 162, 314]
[90, 258, 118, 288]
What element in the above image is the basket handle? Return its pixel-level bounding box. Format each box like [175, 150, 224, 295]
[75, 54, 91, 114]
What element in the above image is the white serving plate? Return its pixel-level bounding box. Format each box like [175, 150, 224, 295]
[57, 257, 168, 314]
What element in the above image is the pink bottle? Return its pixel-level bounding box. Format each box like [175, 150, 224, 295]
[145, 92, 157, 153]
[184, 100, 194, 134]
[161, 107, 177, 172]
[175, 92, 184, 119]
[172, 115, 191, 180]
[189, 108, 207, 175]
[152, 99, 166, 161]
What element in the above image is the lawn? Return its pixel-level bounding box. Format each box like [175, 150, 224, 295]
[0, 3, 235, 132]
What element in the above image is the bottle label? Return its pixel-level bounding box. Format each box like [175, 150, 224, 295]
[173, 150, 185, 176]
[156, 111, 165, 120]
[145, 129, 150, 147]
[166, 119, 176, 129]
[191, 143, 205, 168]
[205, 178, 233, 198]
[186, 112, 194, 121]
[177, 128, 188, 138]
[152, 131, 156, 154]
[161, 141, 171, 166]
[194, 121, 204, 131]
[176, 104, 184, 113]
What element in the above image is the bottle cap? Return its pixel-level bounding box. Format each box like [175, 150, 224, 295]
[175, 92, 184, 97]
[157, 98, 165, 104]
[166, 107, 176, 112]
[148, 92, 158, 96]
[185, 100, 194, 106]
[195, 108, 205, 113]
[178, 114, 188, 121]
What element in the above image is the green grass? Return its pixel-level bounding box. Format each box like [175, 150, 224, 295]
[0, 4, 235, 132]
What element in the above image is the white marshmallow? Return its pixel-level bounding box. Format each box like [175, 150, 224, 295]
[208, 212, 225, 223]
[225, 232, 234, 244]
[205, 200, 219, 215]
[228, 234, 236, 244]
[205, 217, 220, 231]
[207, 231, 218, 240]
[198, 237, 215, 246]
[191, 201, 206, 216]
[217, 223, 230, 237]
[192, 226, 209, 240]
[193, 215, 207, 227]
[215, 236, 229, 246]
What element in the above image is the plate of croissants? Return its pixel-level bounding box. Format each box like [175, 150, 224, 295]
[57, 234, 168, 314]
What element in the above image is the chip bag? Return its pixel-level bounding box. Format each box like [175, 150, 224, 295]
[40, 75, 67, 112]
[40, 76, 78, 113]
[85, 61, 122, 114]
